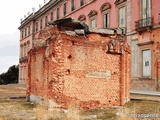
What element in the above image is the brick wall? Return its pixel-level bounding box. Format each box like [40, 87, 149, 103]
[27, 26, 131, 109]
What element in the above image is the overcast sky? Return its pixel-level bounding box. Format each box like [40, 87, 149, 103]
[0, 0, 45, 73]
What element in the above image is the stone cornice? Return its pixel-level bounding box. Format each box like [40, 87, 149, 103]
[18, 0, 63, 29]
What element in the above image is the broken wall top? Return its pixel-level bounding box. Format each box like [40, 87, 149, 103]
[32, 18, 127, 53]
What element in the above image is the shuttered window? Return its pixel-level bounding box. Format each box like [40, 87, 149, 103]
[103, 13, 109, 28]
[131, 40, 139, 77]
[91, 18, 96, 28]
[141, 0, 151, 19]
[118, 6, 126, 28]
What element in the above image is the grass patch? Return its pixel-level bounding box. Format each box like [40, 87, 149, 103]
[21, 102, 36, 109]
[0, 99, 11, 103]
[81, 107, 118, 120]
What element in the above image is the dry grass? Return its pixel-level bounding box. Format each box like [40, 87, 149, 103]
[0, 85, 160, 120]
[0, 98, 160, 120]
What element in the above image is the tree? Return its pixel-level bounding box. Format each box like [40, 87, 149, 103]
[0, 65, 19, 85]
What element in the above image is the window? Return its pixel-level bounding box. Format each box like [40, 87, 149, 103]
[88, 10, 97, 28]
[20, 45, 23, 57]
[100, 3, 111, 28]
[24, 45, 26, 56]
[63, 3, 67, 16]
[45, 16, 48, 26]
[20, 67, 23, 79]
[27, 43, 30, 52]
[118, 6, 126, 28]
[21, 46, 24, 57]
[141, 0, 151, 19]
[28, 26, 30, 35]
[142, 49, 151, 77]
[40, 19, 43, 29]
[80, 0, 84, 6]
[36, 22, 38, 32]
[71, 0, 75, 11]
[23, 67, 26, 80]
[57, 7, 59, 19]
[50, 12, 53, 21]
[131, 40, 139, 77]
[22, 30, 24, 39]
[103, 13, 109, 28]
[91, 18, 96, 28]
[25, 28, 27, 37]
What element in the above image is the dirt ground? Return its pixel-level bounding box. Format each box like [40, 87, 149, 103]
[0, 84, 160, 120]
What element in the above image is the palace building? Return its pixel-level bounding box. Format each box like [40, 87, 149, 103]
[19, 0, 160, 94]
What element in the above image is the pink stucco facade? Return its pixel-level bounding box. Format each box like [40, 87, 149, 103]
[129, 0, 160, 91]
[19, 0, 160, 92]
[19, 0, 124, 84]
[130, 0, 160, 31]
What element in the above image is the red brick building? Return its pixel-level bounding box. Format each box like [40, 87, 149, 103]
[26, 19, 131, 108]
[19, 0, 160, 101]
[18, 0, 130, 84]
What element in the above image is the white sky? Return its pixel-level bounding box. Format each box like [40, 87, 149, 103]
[0, 0, 45, 73]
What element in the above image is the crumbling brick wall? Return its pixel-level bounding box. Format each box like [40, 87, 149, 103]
[27, 25, 130, 109]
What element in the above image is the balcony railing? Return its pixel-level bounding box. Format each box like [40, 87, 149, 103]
[135, 17, 153, 31]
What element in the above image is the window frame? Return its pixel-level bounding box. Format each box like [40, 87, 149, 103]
[28, 26, 30, 35]
[71, 0, 75, 11]
[102, 10, 110, 28]
[63, 2, 67, 16]
[118, 6, 126, 28]
[21, 30, 24, 39]
[88, 10, 97, 28]
[50, 12, 53, 21]
[80, 0, 85, 6]
[57, 7, 60, 19]
[25, 28, 27, 37]
[45, 15, 48, 26]
[141, 0, 151, 19]
[36, 22, 38, 32]
[90, 16, 96, 28]
[138, 41, 153, 79]
[40, 19, 43, 30]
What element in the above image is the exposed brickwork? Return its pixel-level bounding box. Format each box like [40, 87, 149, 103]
[27, 25, 131, 109]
